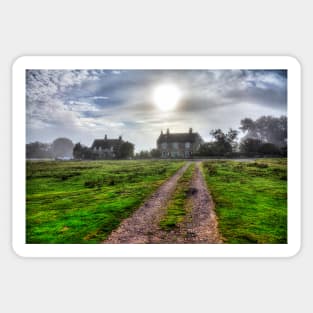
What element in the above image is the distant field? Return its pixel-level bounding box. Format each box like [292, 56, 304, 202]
[26, 160, 185, 243]
[202, 159, 287, 243]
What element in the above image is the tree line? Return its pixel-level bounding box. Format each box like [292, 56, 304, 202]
[26, 138, 74, 159]
[136, 115, 287, 158]
[73, 141, 134, 160]
[27, 115, 287, 159]
[196, 115, 286, 157]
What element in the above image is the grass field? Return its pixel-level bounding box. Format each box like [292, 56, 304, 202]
[202, 159, 287, 243]
[26, 160, 185, 243]
[26, 158, 288, 244]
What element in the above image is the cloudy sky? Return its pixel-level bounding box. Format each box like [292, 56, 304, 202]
[26, 69, 287, 151]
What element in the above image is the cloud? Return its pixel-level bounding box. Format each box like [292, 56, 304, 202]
[26, 69, 287, 150]
[89, 96, 109, 100]
[67, 101, 100, 112]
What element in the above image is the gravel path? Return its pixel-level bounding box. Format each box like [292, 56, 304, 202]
[103, 163, 191, 244]
[148, 162, 222, 243]
[183, 162, 222, 243]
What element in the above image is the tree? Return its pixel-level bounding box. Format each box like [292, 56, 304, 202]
[258, 143, 281, 155]
[226, 128, 239, 143]
[280, 145, 287, 157]
[239, 118, 257, 137]
[26, 141, 52, 159]
[240, 115, 287, 147]
[240, 138, 263, 155]
[197, 129, 239, 157]
[150, 149, 161, 158]
[198, 142, 216, 156]
[209, 128, 238, 155]
[135, 150, 151, 159]
[73, 143, 84, 159]
[83, 148, 97, 160]
[51, 137, 74, 158]
[116, 141, 134, 159]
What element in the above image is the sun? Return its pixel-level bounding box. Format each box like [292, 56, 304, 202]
[153, 84, 181, 111]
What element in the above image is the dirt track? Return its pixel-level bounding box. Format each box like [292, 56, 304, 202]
[104, 163, 191, 243]
[103, 162, 222, 244]
[183, 162, 222, 243]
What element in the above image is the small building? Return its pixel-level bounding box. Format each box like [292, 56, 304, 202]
[157, 128, 204, 158]
[91, 134, 124, 158]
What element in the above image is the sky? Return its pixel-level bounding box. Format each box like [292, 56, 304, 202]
[26, 69, 287, 151]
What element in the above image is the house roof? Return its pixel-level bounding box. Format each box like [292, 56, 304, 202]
[91, 139, 123, 149]
[157, 132, 203, 144]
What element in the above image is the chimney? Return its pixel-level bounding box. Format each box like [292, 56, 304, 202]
[161, 130, 163, 135]
[104, 134, 107, 140]
[119, 135, 122, 141]
[166, 128, 170, 135]
[189, 128, 192, 134]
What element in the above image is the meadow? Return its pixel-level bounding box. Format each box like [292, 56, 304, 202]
[26, 160, 185, 243]
[26, 158, 287, 244]
[202, 159, 287, 243]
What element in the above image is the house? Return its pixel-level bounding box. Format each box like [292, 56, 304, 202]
[91, 134, 124, 158]
[157, 128, 204, 158]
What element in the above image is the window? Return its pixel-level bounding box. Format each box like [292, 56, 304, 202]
[173, 142, 178, 149]
[185, 142, 191, 148]
[161, 142, 167, 149]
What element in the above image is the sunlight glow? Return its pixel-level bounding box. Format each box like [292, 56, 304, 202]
[153, 84, 181, 111]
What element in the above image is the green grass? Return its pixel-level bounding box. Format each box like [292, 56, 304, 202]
[202, 159, 287, 243]
[159, 163, 195, 230]
[26, 160, 185, 243]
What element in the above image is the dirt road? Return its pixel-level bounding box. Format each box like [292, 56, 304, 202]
[183, 162, 222, 243]
[103, 162, 222, 244]
[104, 163, 191, 243]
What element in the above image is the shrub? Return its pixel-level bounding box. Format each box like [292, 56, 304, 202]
[258, 143, 281, 155]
